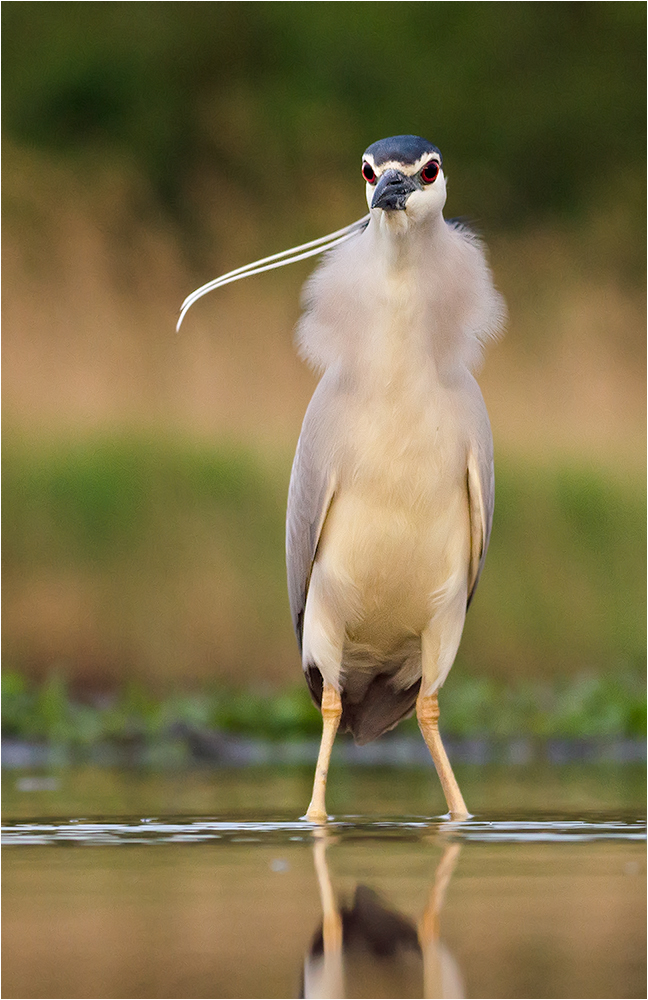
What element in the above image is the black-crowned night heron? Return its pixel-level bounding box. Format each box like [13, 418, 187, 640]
[178, 135, 505, 822]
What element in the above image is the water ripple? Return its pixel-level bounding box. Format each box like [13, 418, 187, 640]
[2, 814, 645, 846]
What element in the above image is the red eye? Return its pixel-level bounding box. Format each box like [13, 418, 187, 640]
[420, 160, 439, 185]
[362, 162, 377, 184]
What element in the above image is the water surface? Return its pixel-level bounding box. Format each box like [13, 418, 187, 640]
[3, 765, 645, 999]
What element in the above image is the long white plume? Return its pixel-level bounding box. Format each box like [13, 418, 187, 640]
[176, 215, 370, 331]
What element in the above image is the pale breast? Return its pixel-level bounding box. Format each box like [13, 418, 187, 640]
[315, 389, 471, 646]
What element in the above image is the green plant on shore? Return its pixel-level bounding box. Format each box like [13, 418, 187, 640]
[2, 669, 644, 748]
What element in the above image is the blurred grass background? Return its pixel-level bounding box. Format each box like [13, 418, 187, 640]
[2, 2, 645, 740]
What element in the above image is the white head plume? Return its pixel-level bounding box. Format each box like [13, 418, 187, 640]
[176, 215, 370, 331]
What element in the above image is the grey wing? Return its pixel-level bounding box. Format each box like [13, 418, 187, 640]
[466, 396, 495, 609]
[286, 419, 335, 653]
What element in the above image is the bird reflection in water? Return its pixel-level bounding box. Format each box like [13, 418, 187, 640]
[301, 831, 463, 999]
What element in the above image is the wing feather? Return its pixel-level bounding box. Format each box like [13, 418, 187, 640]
[466, 420, 495, 608]
[286, 418, 335, 653]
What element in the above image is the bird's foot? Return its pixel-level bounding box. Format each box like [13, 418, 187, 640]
[305, 801, 330, 823]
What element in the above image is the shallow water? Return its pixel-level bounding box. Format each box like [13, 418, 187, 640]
[2, 765, 646, 999]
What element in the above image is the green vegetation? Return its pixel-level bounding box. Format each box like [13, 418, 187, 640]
[2, 437, 645, 705]
[2, 668, 644, 750]
[2, 436, 291, 689]
[3, 435, 285, 569]
[463, 457, 646, 681]
[2, 3, 645, 237]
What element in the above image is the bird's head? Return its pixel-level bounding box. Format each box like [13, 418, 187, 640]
[362, 135, 446, 226]
[176, 135, 446, 329]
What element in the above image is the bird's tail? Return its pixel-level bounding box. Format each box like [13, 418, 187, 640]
[305, 664, 421, 745]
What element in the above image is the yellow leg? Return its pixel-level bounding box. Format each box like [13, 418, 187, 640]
[418, 842, 463, 998]
[308, 830, 344, 997]
[313, 831, 343, 951]
[418, 842, 462, 946]
[306, 683, 342, 822]
[417, 693, 469, 820]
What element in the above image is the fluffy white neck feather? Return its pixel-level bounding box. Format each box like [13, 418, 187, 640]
[296, 212, 505, 380]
